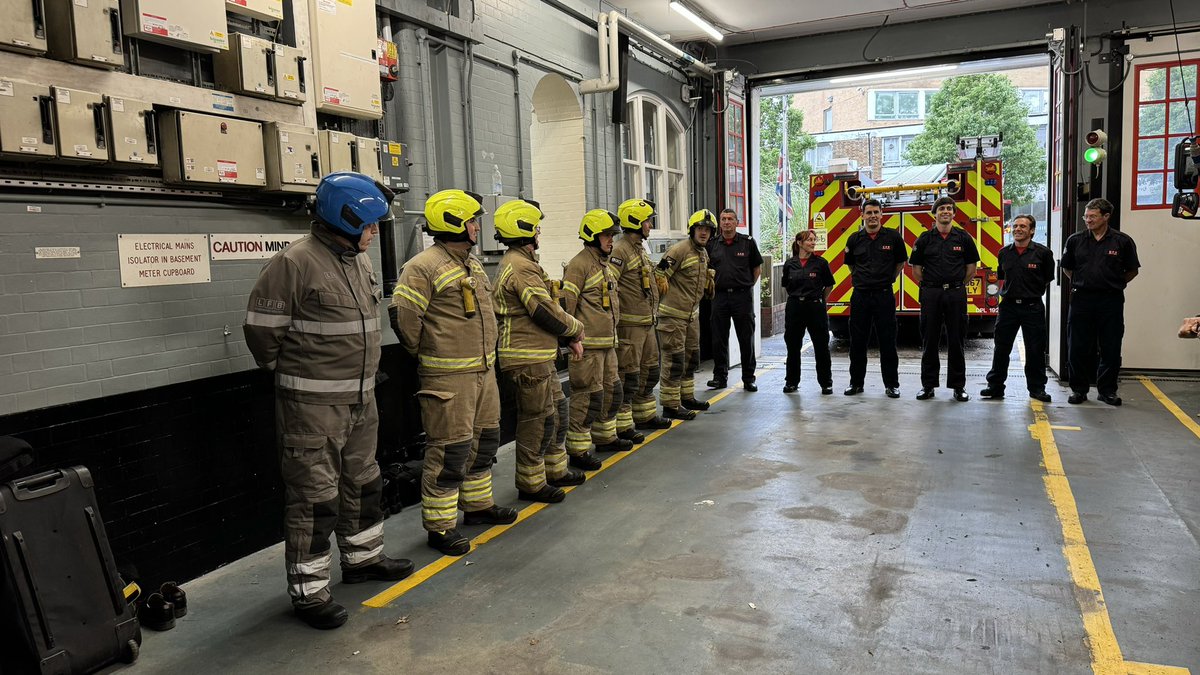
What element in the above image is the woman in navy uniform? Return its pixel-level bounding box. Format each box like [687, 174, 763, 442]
[781, 229, 835, 394]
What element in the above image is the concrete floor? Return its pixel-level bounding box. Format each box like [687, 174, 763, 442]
[112, 335, 1200, 674]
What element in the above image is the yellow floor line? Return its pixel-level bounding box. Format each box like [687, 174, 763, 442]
[1029, 401, 1190, 675]
[1050, 425, 1082, 432]
[1138, 376, 1200, 442]
[362, 363, 776, 609]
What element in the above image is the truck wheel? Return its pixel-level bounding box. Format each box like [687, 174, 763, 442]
[123, 638, 139, 663]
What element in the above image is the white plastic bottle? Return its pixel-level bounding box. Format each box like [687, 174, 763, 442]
[491, 164, 503, 195]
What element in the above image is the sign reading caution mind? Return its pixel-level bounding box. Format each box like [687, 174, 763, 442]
[210, 233, 306, 261]
[118, 234, 211, 287]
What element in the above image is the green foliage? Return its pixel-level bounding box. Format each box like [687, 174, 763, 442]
[1138, 65, 1198, 140]
[758, 96, 816, 261]
[905, 74, 1048, 204]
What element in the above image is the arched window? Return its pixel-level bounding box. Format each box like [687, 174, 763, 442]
[622, 94, 689, 233]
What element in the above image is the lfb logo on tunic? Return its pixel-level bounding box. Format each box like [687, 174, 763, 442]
[881, 245, 892, 250]
[1106, 249, 1119, 256]
[952, 246, 963, 251]
[1026, 263, 1039, 269]
[735, 251, 746, 257]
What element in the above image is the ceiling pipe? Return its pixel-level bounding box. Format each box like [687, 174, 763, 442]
[580, 10, 715, 94]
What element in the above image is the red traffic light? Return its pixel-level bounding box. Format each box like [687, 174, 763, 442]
[1085, 129, 1107, 146]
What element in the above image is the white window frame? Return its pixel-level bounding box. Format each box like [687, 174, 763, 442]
[1019, 88, 1050, 115]
[622, 94, 689, 232]
[868, 89, 938, 121]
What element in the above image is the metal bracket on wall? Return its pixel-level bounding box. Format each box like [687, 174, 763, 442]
[0, 176, 217, 198]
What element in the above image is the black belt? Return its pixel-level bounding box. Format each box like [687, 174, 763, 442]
[1004, 297, 1043, 305]
[790, 295, 824, 303]
[922, 282, 963, 289]
[717, 286, 751, 293]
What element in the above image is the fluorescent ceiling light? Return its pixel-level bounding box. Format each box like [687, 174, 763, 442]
[828, 64, 958, 84]
[669, 1, 723, 42]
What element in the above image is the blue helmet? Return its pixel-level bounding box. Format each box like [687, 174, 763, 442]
[314, 172, 395, 241]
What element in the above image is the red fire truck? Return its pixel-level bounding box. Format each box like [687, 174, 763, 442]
[808, 141, 1006, 338]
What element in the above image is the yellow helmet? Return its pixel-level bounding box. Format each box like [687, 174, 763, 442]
[688, 208, 718, 234]
[578, 209, 620, 243]
[494, 199, 543, 244]
[617, 198, 656, 232]
[423, 189, 485, 238]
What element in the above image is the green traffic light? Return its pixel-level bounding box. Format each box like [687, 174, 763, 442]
[1084, 147, 1105, 164]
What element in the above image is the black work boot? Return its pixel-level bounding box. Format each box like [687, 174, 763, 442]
[159, 582, 188, 618]
[635, 416, 672, 430]
[568, 452, 603, 471]
[617, 428, 645, 444]
[705, 378, 727, 389]
[594, 438, 634, 453]
[980, 386, 1005, 399]
[662, 406, 697, 420]
[548, 468, 586, 486]
[341, 556, 415, 584]
[680, 398, 710, 411]
[294, 600, 348, 630]
[139, 593, 176, 631]
[428, 528, 471, 556]
[464, 505, 518, 526]
[518, 485, 566, 503]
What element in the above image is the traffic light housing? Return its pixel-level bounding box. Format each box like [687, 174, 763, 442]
[1084, 129, 1107, 165]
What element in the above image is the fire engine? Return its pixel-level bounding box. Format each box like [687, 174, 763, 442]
[808, 136, 1006, 338]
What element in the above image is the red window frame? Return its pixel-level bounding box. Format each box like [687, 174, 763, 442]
[1131, 59, 1200, 211]
[1051, 69, 1064, 212]
[725, 98, 746, 226]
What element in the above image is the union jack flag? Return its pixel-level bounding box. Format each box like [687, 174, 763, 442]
[776, 153, 794, 237]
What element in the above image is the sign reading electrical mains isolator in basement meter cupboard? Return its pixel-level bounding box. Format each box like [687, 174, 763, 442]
[307, 0, 382, 120]
[104, 96, 158, 166]
[51, 86, 107, 164]
[225, 0, 283, 22]
[45, 0, 123, 68]
[159, 111, 266, 188]
[264, 123, 321, 193]
[118, 234, 211, 287]
[0, 0, 48, 55]
[120, 0, 229, 53]
[0, 80, 56, 161]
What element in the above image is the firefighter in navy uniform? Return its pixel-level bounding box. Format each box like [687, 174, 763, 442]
[909, 196, 979, 402]
[1060, 197, 1140, 406]
[391, 189, 518, 557]
[843, 198, 908, 397]
[562, 210, 630, 470]
[244, 172, 414, 630]
[980, 214, 1056, 402]
[657, 209, 716, 418]
[611, 198, 673, 438]
[781, 229, 835, 394]
[491, 199, 587, 503]
[706, 208, 763, 391]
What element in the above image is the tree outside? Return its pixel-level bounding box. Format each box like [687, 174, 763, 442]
[905, 73, 1048, 205]
[758, 96, 817, 260]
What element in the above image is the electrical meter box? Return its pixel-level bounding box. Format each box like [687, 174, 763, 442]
[45, 0, 123, 68]
[0, 79, 56, 161]
[307, 0, 381, 120]
[213, 33, 273, 99]
[317, 130, 354, 175]
[225, 0, 282, 22]
[105, 95, 158, 166]
[380, 141, 410, 193]
[120, 0, 228, 53]
[160, 111, 266, 188]
[273, 43, 306, 104]
[52, 86, 106, 163]
[355, 135, 382, 183]
[264, 123, 320, 193]
[0, 0, 48, 55]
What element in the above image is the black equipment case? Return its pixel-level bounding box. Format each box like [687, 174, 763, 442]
[0, 467, 140, 674]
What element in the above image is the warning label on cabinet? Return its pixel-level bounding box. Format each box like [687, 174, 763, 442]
[217, 160, 238, 183]
[141, 13, 168, 36]
[118, 234, 211, 287]
[323, 87, 341, 105]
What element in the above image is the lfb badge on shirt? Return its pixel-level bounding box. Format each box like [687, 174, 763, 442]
[610, 257, 624, 267]
[881, 245, 892, 250]
[735, 251, 746, 257]
[1106, 249, 1119, 256]
[808, 271, 818, 278]
[952, 246, 963, 251]
[1026, 263, 1039, 269]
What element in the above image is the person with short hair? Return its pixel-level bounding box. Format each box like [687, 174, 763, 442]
[843, 198, 908, 398]
[1060, 197, 1140, 405]
[657, 210, 717, 418]
[705, 208, 763, 391]
[781, 229, 835, 394]
[910, 195, 979, 402]
[980, 214, 1055, 402]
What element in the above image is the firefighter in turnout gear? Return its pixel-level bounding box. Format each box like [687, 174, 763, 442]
[244, 172, 414, 630]
[391, 189, 518, 557]
[492, 199, 588, 503]
[656, 209, 716, 419]
[612, 199, 673, 437]
[562, 209, 630, 471]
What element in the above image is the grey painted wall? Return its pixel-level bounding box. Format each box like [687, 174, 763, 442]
[0, 0, 700, 416]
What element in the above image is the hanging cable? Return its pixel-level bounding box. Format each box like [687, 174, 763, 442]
[862, 15, 889, 63]
[1169, 0, 1194, 135]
